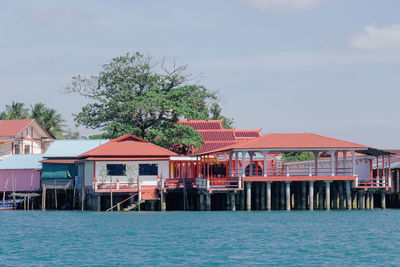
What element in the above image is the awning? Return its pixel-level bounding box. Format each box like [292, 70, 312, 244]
[41, 163, 76, 179]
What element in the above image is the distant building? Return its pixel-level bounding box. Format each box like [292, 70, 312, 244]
[0, 119, 52, 160]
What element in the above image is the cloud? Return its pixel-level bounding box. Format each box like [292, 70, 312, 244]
[241, 0, 324, 13]
[350, 24, 400, 50]
[29, 7, 111, 27]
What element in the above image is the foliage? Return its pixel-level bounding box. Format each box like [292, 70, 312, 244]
[281, 152, 315, 162]
[66, 52, 232, 152]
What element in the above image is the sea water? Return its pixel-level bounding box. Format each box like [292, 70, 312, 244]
[0, 210, 399, 266]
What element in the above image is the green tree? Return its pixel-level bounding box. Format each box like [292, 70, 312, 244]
[2, 102, 30, 119]
[66, 52, 232, 152]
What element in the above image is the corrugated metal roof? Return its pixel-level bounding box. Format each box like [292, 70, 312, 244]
[44, 139, 110, 157]
[0, 154, 43, 170]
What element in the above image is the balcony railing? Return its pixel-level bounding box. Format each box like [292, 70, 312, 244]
[356, 177, 391, 188]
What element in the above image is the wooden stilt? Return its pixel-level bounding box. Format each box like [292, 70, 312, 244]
[42, 185, 46, 211]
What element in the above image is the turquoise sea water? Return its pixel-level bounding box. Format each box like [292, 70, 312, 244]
[0, 210, 399, 266]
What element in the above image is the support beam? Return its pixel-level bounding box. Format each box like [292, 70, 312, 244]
[325, 181, 331, 211]
[339, 181, 344, 209]
[263, 151, 268, 177]
[240, 190, 245, 210]
[309, 181, 314, 210]
[318, 183, 324, 210]
[206, 193, 211, 211]
[246, 182, 252, 211]
[255, 183, 260, 210]
[199, 193, 204, 211]
[231, 193, 236, 211]
[301, 182, 306, 210]
[266, 182, 271, 211]
[381, 191, 386, 209]
[285, 182, 291, 211]
[366, 191, 370, 210]
[345, 181, 352, 210]
[260, 182, 265, 210]
[280, 182, 285, 210]
[358, 191, 365, 209]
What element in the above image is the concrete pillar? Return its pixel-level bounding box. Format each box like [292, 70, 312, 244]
[332, 183, 337, 210]
[240, 190, 245, 210]
[231, 193, 236, 211]
[275, 183, 280, 210]
[246, 182, 252, 211]
[366, 191, 370, 210]
[206, 193, 211, 211]
[150, 201, 155, 211]
[235, 152, 239, 177]
[199, 193, 204, 211]
[370, 192, 374, 209]
[266, 182, 271, 211]
[345, 181, 352, 210]
[358, 191, 365, 209]
[325, 181, 331, 211]
[286, 182, 291, 211]
[226, 193, 230, 210]
[352, 191, 357, 209]
[229, 152, 233, 177]
[381, 191, 386, 209]
[255, 183, 260, 210]
[301, 182, 306, 210]
[339, 181, 344, 209]
[318, 183, 324, 210]
[241, 152, 246, 178]
[41, 185, 46, 211]
[280, 182, 285, 210]
[249, 153, 254, 176]
[309, 181, 314, 210]
[96, 194, 101, 211]
[330, 151, 335, 176]
[263, 151, 268, 177]
[260, 182, 265, 210]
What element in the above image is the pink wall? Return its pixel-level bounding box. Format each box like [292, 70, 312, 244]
[0, 170, 41, 192]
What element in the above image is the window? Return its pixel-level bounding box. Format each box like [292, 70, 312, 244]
[24, 145, 31, 154]
[106, 164, 126, 176]
[14, 144, 20, 154]
[139, 164, 158, 176]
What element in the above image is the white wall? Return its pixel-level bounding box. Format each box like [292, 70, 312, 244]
[286, 157, 372, 179]
[0, 143, 12, 160]
[93, 160, 170, 187]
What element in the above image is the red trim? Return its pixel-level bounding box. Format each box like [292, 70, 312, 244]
[244, 176, 355, 182]
[93, 160, 96, 182]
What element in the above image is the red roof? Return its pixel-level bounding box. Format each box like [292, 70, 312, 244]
[201, 133, 368, 154]
[0, 119, 51, 138]
[0, 119, 34, 137]
[197, 130, 237, 142]
[196, 141, 238, 154]
[234, 129, 261, 139]
[78, 135, 178, 158]
[177, 119, 223, 130]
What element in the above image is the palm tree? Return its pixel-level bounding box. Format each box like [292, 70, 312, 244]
[30, 103, 66, 139]
[5, 102, 30, 119]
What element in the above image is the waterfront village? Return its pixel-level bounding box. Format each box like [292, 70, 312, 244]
[0, 118, 398, 212]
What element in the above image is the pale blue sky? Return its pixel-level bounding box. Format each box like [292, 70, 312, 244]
[1, 0, 400, 148]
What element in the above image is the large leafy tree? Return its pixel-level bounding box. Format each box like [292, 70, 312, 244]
[66, 52, 232, 152]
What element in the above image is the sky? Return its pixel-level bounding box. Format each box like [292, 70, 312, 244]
[0, 0, 399, 148]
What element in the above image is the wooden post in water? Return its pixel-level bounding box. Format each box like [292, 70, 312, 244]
[41, 185, 46, 211]
[81, 188, 85, 211]
[301, 182, 306, 210]
[366, 191, 370, 210]
[309, 181, 314, 211]
[381, 191, 386, 209]
[345, 181, 351, 210]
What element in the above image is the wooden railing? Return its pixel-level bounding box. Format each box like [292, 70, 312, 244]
[356, 177, 391, 188]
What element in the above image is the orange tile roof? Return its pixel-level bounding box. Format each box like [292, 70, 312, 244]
[177, 119, 223, 130]
[196, 141, 238, 154]
[201, 133, 368, 154]
[197, 130, 237, 142]
[234, 129, 261, 139]
[78, 135, 178, 158]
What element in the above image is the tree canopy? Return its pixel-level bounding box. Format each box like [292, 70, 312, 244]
[66, 52, 233, 153]
[281, 152, 315, 162]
